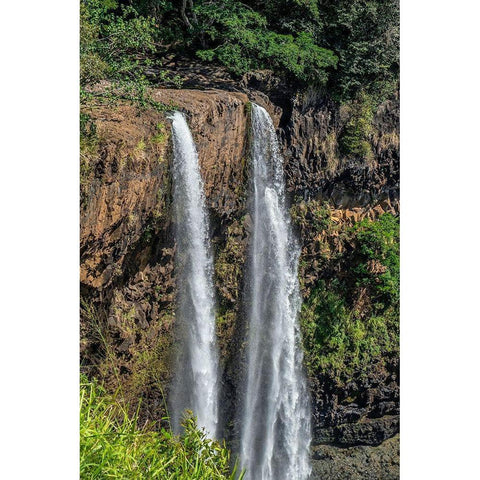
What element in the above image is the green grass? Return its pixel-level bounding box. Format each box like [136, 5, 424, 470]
[80, 375, 244, 479]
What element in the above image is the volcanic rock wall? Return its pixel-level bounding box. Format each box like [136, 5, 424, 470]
[80, 84, 399, 479]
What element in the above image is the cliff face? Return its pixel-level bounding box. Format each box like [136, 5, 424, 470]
[81, 89, 249, 290]
[283, 91, 399, 209]
[80, 89, 251, 420]
[80, 82, 399, 478]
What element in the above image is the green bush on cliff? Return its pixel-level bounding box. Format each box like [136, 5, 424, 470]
[352, 213, 400, 313]
[319, 0, 400, 102]
[301, 281, 398, 379]
[339, 91, 375, 161]
[299, 212, 399, 382]
[80, 0, 183, 108]
[80, 375, 244, 479]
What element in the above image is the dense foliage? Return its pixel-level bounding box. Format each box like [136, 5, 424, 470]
[80, 0, 399, 102]
[80, 0, 158, 85]
[292, 206, 399, 382]
[80, 0, 182, 108]
[80, 375, 244, 479]
[192, 0, 337, 83]
[317, 0, 399, 102]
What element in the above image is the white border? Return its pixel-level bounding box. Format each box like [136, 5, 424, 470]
[1, 1, 79, 478]
[401, 0, 480, 478]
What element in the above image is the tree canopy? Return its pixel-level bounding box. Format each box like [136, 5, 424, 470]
[81, 0, 399, 102]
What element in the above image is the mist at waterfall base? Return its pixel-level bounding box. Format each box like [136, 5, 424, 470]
[239, 104, 312, 480]
[169, 111, 219, 439]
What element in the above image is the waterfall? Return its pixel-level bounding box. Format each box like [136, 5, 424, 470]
[240, 104, 311, 479]
[169, 111, 219, 439]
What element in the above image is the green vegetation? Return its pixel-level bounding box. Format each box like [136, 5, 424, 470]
[294, 206, 399, 382]
[80, 0, 157, 85]
[339, 91, 375, 161]
[319, 0, 400, 102]
[80, 0, 179, 108]
[193, 0, 337, 83]
[352, 213, 400, 312]
[301, 280, 398, 381]
[80, 375, 244, 479]
[150, 122, 168, 145]
[80, 0, 398, 103]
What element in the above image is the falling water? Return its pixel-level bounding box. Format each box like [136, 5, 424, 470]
[240, 104, 311, 479]
[169, 111, 219, 439]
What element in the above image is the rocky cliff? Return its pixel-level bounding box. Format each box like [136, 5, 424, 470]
[80, 80, 399, 478]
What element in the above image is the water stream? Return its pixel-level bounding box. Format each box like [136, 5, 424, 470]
[169, 111, 219, 439]
[239, 104, 312, 479]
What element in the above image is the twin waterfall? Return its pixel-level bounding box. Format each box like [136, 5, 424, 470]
[169, 106, 311, 479]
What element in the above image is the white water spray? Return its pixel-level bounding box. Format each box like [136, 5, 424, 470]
[169, 111, 219, 439]
[240, 104, 311, 479]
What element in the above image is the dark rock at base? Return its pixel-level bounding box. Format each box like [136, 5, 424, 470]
[311, 435, 399, 480]
[316, 415, 399, 447]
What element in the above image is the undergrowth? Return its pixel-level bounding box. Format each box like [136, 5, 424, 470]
[295, 207, 399, 383]
[80, 375, 244, 479]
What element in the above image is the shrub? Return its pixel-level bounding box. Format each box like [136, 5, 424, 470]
[339, 91, 375, 161]
[351, 213, 400, 313]
[300, 281, 398, 381]
[80, 0, 158, 85]
[80, 375, 244, 479]
[298, 209, 399, 383]
[319, 0, 400, 102]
